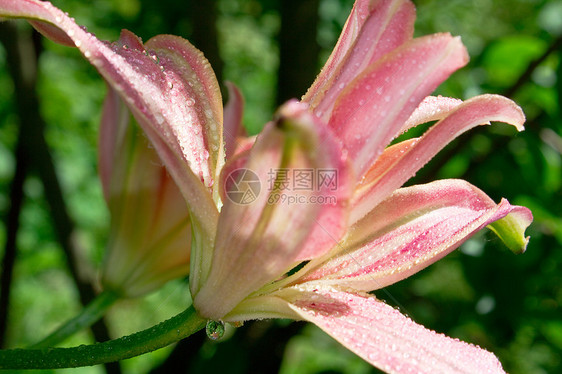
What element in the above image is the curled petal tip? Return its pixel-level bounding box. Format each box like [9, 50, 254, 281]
[488, 202, 533, 254]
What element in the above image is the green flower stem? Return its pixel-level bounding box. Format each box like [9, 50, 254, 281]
[0, 305, 206, 369]
[31, 290, 120, 349]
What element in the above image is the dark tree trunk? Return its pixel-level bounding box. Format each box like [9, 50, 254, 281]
[277, 0, 320, 105]
[189, 0, 224, 84]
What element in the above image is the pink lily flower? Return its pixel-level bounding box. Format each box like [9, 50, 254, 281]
[1, 0, 225, 292]
[192, 1, 533, 373]
[0, 0, 533, 373]
[98, 87, 191, 297]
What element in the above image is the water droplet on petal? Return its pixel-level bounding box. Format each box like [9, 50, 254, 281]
[155, 113, 165, 125]
[206, 320, 225, 340]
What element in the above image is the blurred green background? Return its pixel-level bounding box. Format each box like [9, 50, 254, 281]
[0, 0, 561, 373]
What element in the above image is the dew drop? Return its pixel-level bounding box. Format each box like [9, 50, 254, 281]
[155, 113, 165, 125]
[84, 50, 91, 58]
[206, 320, 225, 340]
[149, 51, 160, 64]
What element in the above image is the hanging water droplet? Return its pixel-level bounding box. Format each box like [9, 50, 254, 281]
[206, 320, 225, 340]
[148, 51, 160, 64]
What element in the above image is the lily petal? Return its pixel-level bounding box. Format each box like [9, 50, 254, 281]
[99, 89, 191, 297]
[193, 101, 350, 320]
[223, 81, 246, 159]
[0, 0, 220, 241]
[286, 287, 505, 374]
[401, 95, 463, 134]
[328, 33, 469, 178]
[351, 94, 525, 223]
[294, 179, 532, 291]
[145, 34, 224, 196]
[304, 0, 415, 119]
[99, 86, 130, 201]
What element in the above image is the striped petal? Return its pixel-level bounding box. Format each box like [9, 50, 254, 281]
[294, 179, 532, 291]
[286, 287, 506, 374]
[351, 94, 525, 223]
[0, 0, 221, 239]
[401, 95, 463, 134]
[99, 89, 190, 297]
[193, 101, 351, 320]
[328, 33, 469, 178]
[223, 82, 246, 159]
[304, 0, 415, 120]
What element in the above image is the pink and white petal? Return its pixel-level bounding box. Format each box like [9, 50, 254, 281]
[223, 82, 246, 159]
[295, 179, 532, 291]
[328, 34, 468, 178]
[97, 91, 191, 297]
[146, 34, 225, 194]
[304, 0, 415, 119]
[216, 144, 252, 203]
[350, 94, 525, 223]
[286, 288, 505, 374]
[271, 104, 352, 263]
[99, 86, 130, 201]
[0, 1, 220, 229]
[233, 135, 256, 157]
[356, 138, 419, 192]
[401, 95, 463, 134]
[101, 121, 191, 298]
[193, 101, 351, 320]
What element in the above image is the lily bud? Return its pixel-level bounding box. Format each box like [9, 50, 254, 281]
[99, 88, 190, 298]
